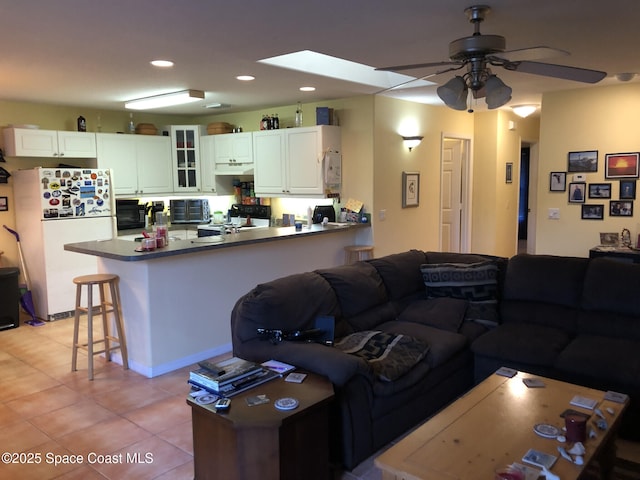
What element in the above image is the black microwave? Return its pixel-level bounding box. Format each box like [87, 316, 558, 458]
[115, 200, 146, 231]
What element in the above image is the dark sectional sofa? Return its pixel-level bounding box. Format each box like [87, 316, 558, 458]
[230, 250, 640, 470]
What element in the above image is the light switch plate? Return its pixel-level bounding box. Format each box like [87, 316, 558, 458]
[548, 208, 560, 220]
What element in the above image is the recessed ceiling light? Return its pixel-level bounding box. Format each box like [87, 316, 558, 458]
[299, 86, 316, 92]
[236, 75, 255, 81]
[151, 60, 174, 68]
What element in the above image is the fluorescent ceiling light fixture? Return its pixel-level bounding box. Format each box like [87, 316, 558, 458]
[258, 50, 435, 90]
[151, 60, 174, 68]
[511, 104, 539, 118]
[299, 86, 316, 92]
[125, 89, 205, 110]
[236, 75, 255, 81]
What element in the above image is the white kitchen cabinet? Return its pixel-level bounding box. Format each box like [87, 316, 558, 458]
[168, 125, 204, 192]
[96, 133, 173, 196]
[3, 127, 96, 158]
[253, 130, 286, 195]
[212, 131, 254, 174]
[254, 126, 341, 196]
[199, 135, 218, 194]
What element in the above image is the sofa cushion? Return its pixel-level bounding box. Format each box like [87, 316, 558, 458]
[421, 261, 499, 327]
[555, 335, 640, 388]
[334, 330, 430, 382]
[502, 254, 589, 308]
[377, 320, 468, 369]
[233, 272, 340, 342]
[368, 249, 426, 300]
[471, 323, 572, 367]
[580, 258, 640, 340]
[397, 297, 468, 332]
[316, 262, 387, 319]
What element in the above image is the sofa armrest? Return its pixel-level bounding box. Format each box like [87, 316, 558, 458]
[234, 339, 370, 387]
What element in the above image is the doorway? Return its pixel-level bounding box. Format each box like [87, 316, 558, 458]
[440, 136, 472, 252]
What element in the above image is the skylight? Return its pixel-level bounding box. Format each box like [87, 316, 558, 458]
[258, 50, 435, 91]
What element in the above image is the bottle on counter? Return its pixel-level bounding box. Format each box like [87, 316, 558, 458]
[128, 113, 135, 134]
[307, 206, 313, 228]
[295, 102, 303, 127]
[155, 212, 168, 247]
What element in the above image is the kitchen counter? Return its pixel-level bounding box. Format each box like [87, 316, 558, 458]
[64, 222, 371, 378]
[65, 223, 368, 261]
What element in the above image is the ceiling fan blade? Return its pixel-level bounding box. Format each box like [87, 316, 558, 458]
[495, 46, 569, 62]
[376, 61, 460, 72]
[510, 60, 607, 83]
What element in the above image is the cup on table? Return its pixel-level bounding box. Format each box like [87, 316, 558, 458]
[294, 221, 302, 231]
[565, 413, 587, 442]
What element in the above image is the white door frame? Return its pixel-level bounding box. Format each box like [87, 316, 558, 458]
[440, 133, 473, 253]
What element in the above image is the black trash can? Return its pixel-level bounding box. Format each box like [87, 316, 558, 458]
[0, 267, 20, 330]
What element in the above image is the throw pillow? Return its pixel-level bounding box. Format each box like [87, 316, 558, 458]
[334, 330, 430, 382]
[397, 298, 468, 332]
[420, 261, 499, 327]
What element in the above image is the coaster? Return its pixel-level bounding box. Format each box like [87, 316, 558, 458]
[274, 397, 299, 411]
[534, 423, 560, 439]
[195, 394, 219, 405]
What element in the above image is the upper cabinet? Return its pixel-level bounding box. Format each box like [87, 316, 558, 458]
[96, 133, 173, 196]
[211, 132, 254, 175]
[3, 128, 97, 158]
[254, 126, 341, 197]
[168, 125, 204, 193]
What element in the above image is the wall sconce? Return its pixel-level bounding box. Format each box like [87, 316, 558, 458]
[402, 135, 423, 152]
[511, 104, 539, 118]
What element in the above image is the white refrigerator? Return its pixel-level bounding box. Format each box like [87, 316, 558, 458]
[13, 167, 115, 321]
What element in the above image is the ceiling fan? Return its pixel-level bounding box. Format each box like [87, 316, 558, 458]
[376, 5, 607, 111]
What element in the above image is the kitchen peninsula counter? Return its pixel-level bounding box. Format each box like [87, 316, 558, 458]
[64, 222, 370, 378]
[65, 223, 368, 261]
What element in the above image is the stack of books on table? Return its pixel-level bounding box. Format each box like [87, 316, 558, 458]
[189, 356, 288, 397]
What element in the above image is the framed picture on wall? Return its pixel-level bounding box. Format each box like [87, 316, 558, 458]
[550, 172, 566, 191]
[568, 182, 586, 203]
[588, 183, 611, 199]
[581, 204, 604, 220]
[402, 171, 420, 208]
[505, 162, 513, 183]
[568, 150, 598, 172]
[0, 196, 7, 212]
[610, 200, 633, 216]
[605, 152, 639, 179]
[619, 180, 636, 199]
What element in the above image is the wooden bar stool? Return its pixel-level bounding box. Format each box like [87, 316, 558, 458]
[71, 273, 129, 380]
[344, 245, 374, 264]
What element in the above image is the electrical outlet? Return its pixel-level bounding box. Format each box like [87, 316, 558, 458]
[379, 209, 386, 221]
[548, 208, 560, 220]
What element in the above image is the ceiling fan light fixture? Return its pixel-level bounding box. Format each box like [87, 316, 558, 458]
[485, 75, 512, 109]
[437, 76, 468, 110]
[125, 89, 205, 110]
[511, 104, 538, 118]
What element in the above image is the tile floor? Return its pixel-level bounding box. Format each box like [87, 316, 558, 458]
[0, 314, 383, 480]
[1, 313, 638, 480]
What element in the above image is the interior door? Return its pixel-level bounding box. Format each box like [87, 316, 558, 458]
[441, 139, 463, 252]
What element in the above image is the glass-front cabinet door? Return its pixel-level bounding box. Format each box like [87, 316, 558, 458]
[169, 125, 202, 192]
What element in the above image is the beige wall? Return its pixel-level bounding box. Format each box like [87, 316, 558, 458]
[372, 96, 474, 257]
[535, 82, 640, 256]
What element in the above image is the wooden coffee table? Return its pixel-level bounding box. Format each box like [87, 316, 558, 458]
[375, 370, 629, 480]
[188, 371, 334, 480]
